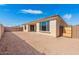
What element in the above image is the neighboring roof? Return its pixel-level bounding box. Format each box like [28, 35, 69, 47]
[23, 15, 68, 25]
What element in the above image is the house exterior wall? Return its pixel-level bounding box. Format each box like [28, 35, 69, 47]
[36, 23, 40, 32]
[0, 25, 4, 39]
[56, 22, 63, 37]
[28, 25, 30, 32]
[49, 20, 57, 37]
[23, 25, 28, 32]
[23, 20, 59, 37]
[49, 19, 66, 37]
[30, 20, 57, 37]
[22, 15, 68, 37]
[25, 25, 29, 32]
[29, 24, 36, 32]
[23, 25, 26, 31]
[56, 17, 68, 37]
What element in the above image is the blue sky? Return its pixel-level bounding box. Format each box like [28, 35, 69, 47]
[0, 4, 79, 26]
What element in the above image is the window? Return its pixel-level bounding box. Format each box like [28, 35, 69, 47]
[40, 21, 49, 31]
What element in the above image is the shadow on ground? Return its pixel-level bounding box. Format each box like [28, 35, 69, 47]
[0, 32, 45, 55]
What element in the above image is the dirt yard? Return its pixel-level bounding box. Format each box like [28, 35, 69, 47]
[0, 32, 79, 55]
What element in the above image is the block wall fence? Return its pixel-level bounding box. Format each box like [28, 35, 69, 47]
[0, 25, 4, 39]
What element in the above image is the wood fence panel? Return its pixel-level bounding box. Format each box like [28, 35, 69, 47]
[72, 26, 79, 39]
[63, 26, 72, 38]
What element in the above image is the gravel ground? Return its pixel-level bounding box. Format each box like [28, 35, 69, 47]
[0, 32, 79, 55]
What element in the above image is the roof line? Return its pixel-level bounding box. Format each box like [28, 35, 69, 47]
[23, 15, 59, 25]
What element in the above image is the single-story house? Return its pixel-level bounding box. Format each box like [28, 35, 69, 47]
[23, 15, 68, 37]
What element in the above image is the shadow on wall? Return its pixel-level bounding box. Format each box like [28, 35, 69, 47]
[0, 32, 45, 55]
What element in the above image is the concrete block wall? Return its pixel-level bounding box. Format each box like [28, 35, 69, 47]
[0, 25, 4, 39]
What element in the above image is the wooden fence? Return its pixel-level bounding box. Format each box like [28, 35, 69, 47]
[72, 25, 79, 39]
[63, 26, 72, 38]
[63, 25, 79, 39]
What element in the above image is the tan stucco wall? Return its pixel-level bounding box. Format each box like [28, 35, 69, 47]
[56, 17, 68, 37]
[49, 20, 57, 37]
[37, 19, 67, 37]
[23, 17, 67, 37]
[23, 25, 28, 32]
[36, 23, 40, 32]
[23, 20, 57, 37]
[0, 25, 4, 39]
[25, 25, 29, 32]
[36, 17, 67, 37]
[23, 25, 25, 31]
